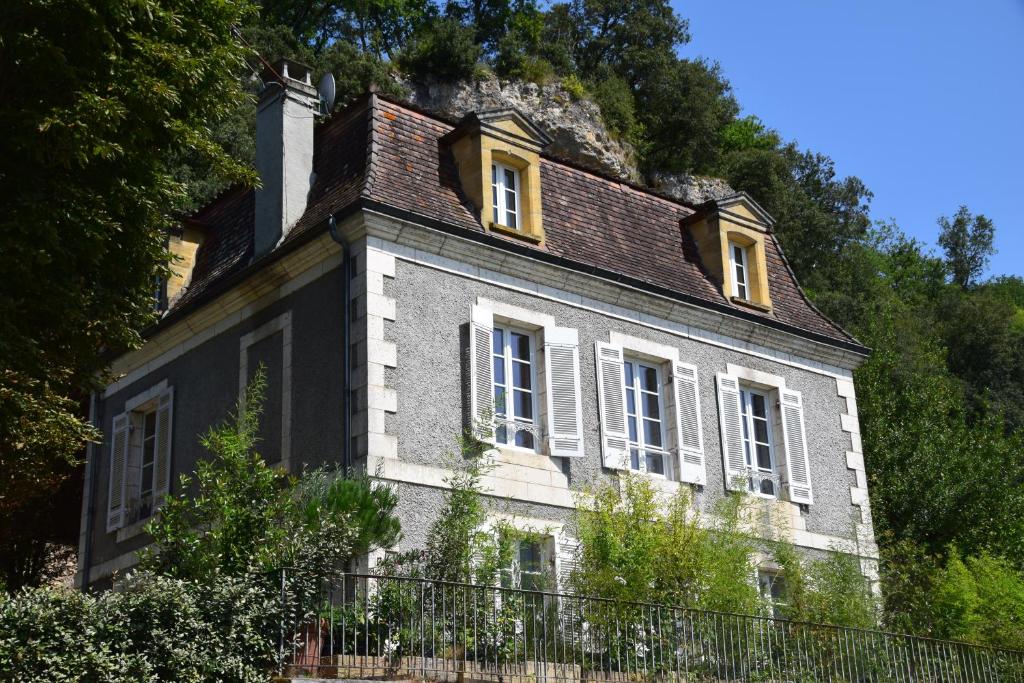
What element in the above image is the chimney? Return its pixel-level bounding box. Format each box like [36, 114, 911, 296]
[255, 58, 319, 258]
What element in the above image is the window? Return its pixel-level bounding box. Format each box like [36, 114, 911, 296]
[623, 358, 668, 476]
[729, 242, 749, 299]
[108, 385, 173, 532]
[500, 538, 547, 591]
[758, 570, 786, 617]
[136, 408, 158, 520]
[491, 162, 520, 229]
[740, 387, 777, 497]
[492, 325, 537, 449]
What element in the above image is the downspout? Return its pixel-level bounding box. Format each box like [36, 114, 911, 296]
[80, 389, 99, 591]
[328, 215, 352, 471]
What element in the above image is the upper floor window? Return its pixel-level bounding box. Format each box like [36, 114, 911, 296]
[740, 387, 777, 497]
[729, 241, 749, 300]
[492, 325, 537, 450]
[108, 384, 173, 531]
[492, 162, 520, 229]
[623, 358, 668, 476]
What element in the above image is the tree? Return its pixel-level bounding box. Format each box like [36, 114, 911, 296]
[0, 0, 257, 589]
[938, 205, 995, 289]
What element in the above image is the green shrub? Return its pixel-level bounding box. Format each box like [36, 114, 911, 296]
[772, 543, 878, 628]
[560, 73, 586, 100]
[587, 72, 641, 144]
[0, 573, 279, 682]
[398, 18, 482, 83]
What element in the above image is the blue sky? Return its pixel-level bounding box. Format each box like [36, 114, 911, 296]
[676, 0, 1023, 278]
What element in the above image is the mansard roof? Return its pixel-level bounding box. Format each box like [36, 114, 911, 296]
[170, 93, 865, 355]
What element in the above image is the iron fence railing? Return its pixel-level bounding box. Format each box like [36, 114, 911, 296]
[277, 571, 1024, 682]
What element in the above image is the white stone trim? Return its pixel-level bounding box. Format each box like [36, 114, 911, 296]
[84, 544, 150, 585]
[355, 242, 398, 462]
[123, 379, 169, 412]
[836, 376, 878, 573]
[239, 311, 292, 469]
[477, 297, 556, 329]
[609, 331, 680, 363]
[725, 363, 787, 391]
[364, 222, 858, 381]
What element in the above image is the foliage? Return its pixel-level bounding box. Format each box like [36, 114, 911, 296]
[0, 573, 279, 682]
[938, 205, 996, 289]
[571, 474, 760, 614]
[0, 0, 256, 589]
[141, 367, 401, 582]
[398, 16, 482, 82]
[772, 543, 877, 628]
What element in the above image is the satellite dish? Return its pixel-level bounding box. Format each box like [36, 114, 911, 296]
[318, 72, 336, 115]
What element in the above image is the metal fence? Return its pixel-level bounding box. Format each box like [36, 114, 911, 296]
[278, 571, 1024, 682]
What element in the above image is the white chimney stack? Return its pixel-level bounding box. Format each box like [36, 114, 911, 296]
[254, 58, 319, 258]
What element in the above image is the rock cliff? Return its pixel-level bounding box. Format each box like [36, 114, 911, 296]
[398, 74, 735, 206]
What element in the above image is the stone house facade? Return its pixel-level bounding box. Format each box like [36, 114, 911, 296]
[77, 61, 877, 595]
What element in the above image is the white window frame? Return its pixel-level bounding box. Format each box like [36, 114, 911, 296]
[137, 406, 159, 513]
[499, 536, 551, 592]
[492, 323, 540, 452]
[757, 568, 786, 618]
[623, 356, 671, 478]
[739, 386, 778, 498]
[491, 161, 521, 230]
[729, 241, 749, 299]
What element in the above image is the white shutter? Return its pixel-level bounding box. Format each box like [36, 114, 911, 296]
[153, 388, 174, 505]
[544, 327, 584, 457]
[469, 305, 494, 442]
[557, 536, 581, 592]
[595, 343, 629, 469]
[716, 373, 747, 491]
[780, 388, 814, 505]
[671, 363, 706, 485]
[106, 413, 130, 531]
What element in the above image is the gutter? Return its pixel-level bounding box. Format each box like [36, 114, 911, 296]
[79, 389, 99, 591]
[327, 215, 352, 471]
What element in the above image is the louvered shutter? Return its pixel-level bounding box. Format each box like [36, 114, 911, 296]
[595, 343, 629, 469]
[153, 388, 174, 506]
[106, 413, 130, 531]
[780, 388, 814, 505]
[672, 363, 706, 485]
[544, 327, 584, 457]
[716, 373, 747, 491]
[557, 536, 581, 592]
[469, 305, 495, 442]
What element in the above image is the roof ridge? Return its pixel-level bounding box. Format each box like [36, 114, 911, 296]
[362, 91, 381, 199]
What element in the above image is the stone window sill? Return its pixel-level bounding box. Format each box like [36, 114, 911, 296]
[115, 515, 153, 543]
[488, 222, 542, 244]
[730, 296, 772, 313]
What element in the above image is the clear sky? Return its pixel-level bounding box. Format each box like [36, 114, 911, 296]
[675, 0, 1023, 278]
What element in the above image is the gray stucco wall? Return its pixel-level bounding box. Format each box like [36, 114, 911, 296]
[85, 266, 347, 579]
[387, 257, 861, 549]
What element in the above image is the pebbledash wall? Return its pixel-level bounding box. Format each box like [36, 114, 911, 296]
[80, 211, 877, 588]
[353, 210, 877, 584]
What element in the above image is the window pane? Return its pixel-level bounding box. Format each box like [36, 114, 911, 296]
[515, 429, 534, 449]
[623, 362, 634, 386]
[753, 419, 769, 444]
[625, 388, 636, 415]
[630, 448, 640, 470]
[627, 415, 638, 442]
[760, 478, 776, 496]
[512, 360, 532, 390]
[644, 419, 662, 447]
[144, 410, 157, 437]
[493, 357, 505, 385]
[511, 332, 530, 361]
[493, 328, 504, 354]
[496, 424, 508, 444]
[646, 452, 664, 475]
[494, 386, 507, 416]
[640, 366, 658, 392]
[504, 168, 516, 190]
[751, 393, 767, 418]
[514, 390, 532, 419]
[642, 393, 660, 420]
[756, 443, 772, 470]
[520, 542, 541, 571]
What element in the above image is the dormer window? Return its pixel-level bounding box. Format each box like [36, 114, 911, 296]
[729, 242, 749, 300]
[492, 162, 521, 229]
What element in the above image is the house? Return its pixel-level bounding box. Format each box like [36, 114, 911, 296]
[76, 60, 878, 594]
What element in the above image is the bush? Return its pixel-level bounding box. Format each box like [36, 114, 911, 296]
[772, 542, 878, 628]
[0, 573, 279, 682]
[399, 18, 482, 83]
[588, 71, 641, 144]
